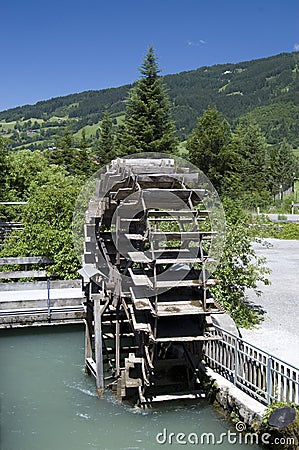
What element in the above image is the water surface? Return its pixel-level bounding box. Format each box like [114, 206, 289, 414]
[0, 326, 261, 449]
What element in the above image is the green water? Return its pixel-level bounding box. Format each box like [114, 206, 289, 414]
[0, 326, 261, 450]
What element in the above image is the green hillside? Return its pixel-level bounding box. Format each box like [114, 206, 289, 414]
[1, 51, 299, 149]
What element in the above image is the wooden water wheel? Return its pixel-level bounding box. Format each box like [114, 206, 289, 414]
[79, 156, 232, 405]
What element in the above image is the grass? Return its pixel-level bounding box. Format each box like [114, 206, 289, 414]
[13, 140, 47, 150]
[74, 121, 101, 139]
[74, 114, 123, 140]
[293, 147, 299, 158]
[177, 141, 188, 157]
[0, 120, 17, 131]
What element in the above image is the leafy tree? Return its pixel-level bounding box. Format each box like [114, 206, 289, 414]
[0, 137, 9, 202]
[268, 139, 298, 198]
[0, 137, 10, 221]
[1, 171, 83, 279]
[120, 46, 178, 154]
[212, 198, 271, 328]
[187, 107, 232, 191]
[6, 150, 62, 201]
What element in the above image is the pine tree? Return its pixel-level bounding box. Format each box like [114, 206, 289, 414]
[228, 120, 271, 207]
[94, 110, 116, 164]
[120, 46, 178, 154]
[187, 107, 232, 190]
[47, 126, 93, 177]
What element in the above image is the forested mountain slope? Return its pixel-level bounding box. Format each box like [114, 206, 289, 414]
[1, 51, 299, 146]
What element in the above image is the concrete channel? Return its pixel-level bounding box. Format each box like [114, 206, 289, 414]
[0, 279, 84, 328]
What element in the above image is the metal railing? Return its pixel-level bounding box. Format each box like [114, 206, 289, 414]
[0, 280, 84, 326]
[203, 325, 299, 405]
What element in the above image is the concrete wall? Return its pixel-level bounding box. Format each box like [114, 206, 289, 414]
[0, 311, 85, 328]
[206, 368, 267, 429]
[0, 296, 83, 310]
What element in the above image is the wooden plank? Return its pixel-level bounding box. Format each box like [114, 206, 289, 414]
[142, 391, 205, 403]
[128, 268, 153, 287]
[152, 249, 199, 254]
[0, 222, 23, 226]
[128, 250, 213, 264]
[124, 234, 146, 241]
[147, 209, 210, 217]
[154, 335, 222, 343]
[129, 285, 152, 300]
[155, 257, 205, 265]
[128, 269, 216, 289]
[113, 188, 134, 200]
[148, 217, 194, 222]
[128, 252, 151, 263]
[144, 188, 205, 199]
[156, 301, 206, 316]
[85, 357, 97, 378]
[129, 287, 152, 311]
[133, 298, 152, 311]
[115, 317, 120, 377]
[0, 256, 52, 266]
[94, 300, 104, 397]
[149, 231, 216, 240]
[137, 173, 199, 183]
[155, 279, 217, 288]
[0, 202, 27, 205]
[128, 305, 153, 332]
[0, 270, 47, 279]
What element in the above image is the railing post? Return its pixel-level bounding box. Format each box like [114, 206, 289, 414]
[47, 278, 51, 322]
[266, 357, 273, 404]
[234, 337, 239, 385]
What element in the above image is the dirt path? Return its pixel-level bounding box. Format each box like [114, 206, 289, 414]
[240, 238, 299, 368]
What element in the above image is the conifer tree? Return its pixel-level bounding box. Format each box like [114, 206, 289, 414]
[94, 110, 116, 164]
[47, 126, 92, 177]
[120, 46, 178, 154]
[231, 120, 271, 206]
[187, 107, 232, 190]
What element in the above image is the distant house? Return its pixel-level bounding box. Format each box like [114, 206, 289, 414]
[26, 129, 38, 134]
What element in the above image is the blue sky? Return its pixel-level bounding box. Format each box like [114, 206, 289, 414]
[1, 0, 298, 111]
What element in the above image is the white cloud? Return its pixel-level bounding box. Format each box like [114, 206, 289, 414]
[187, 39, 206, 46]
[294, 43, 299, 51]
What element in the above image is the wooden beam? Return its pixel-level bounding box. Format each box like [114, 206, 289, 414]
[154, 335, 222, 343]
[84, 319, 93, 374]
[0, 202, 27, 205]
[85, 357, 97, 379]
[0, 256, 52, 265]
[0, 270, 47, 279]
[94, 299, 104, 397]
[115, 314, 120, 377]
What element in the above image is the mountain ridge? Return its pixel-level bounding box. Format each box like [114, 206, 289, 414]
[1, 51, 299, 146]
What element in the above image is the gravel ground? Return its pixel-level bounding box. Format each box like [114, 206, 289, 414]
[240, 238, 299, 368]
